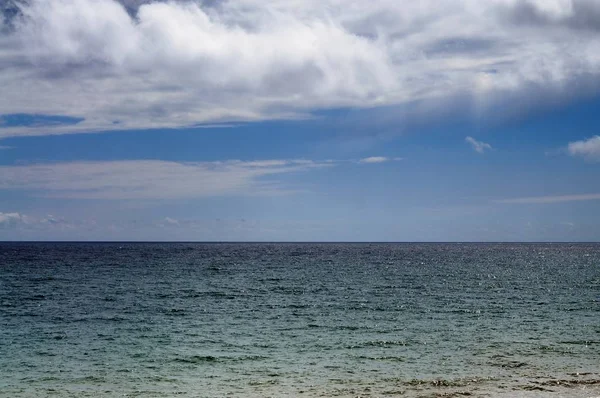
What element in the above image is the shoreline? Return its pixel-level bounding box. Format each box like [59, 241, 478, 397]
[3, 373, 600, 397]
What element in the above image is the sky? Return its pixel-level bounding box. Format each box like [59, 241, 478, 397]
[1, 0, 600, 241]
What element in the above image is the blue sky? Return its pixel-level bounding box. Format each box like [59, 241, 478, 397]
[1, 0, 600, 241]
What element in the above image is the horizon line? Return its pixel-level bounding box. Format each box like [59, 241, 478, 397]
[1, 241, 599, 244]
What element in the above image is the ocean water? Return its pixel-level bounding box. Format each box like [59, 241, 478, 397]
[1, 243, 599, 398]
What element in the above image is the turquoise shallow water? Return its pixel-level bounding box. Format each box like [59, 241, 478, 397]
[1, 243, 599, 397]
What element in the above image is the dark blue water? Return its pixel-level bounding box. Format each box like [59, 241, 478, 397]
[1, 243, 599, 397]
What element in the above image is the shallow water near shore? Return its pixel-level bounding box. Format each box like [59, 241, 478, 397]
[1, 242, 599, 397]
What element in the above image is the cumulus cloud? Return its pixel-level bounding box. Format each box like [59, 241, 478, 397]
[1, 0, 600, 136]
[567, 135, 600, 161]
[465, 136, 492, 153]
[0, 158, 333, 199]
[0, 211, 23, 227]
[0, 211, 78, 234]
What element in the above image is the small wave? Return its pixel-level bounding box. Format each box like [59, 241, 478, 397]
[35, 376, 61, 382]
[28, 276, 61, 282]
[513, 377, 600, 393]
[336, 325, 365, 331]
[205, 264, 230, 272]
[537, 344, 577, 354]
[173, 355, 267, 364]
[174, 355, 218, 363]
[560, 340, 599, 345]
[35, 351, 57, 357]
[271, 286, 306, 294]
[184, 291, 238, 299]
[258, 277, 283, 283]
[519, 384, 555, 392]
[145, 375, 179, 383]
[90, 315, 127, 322]
[248, 379, 278, 386]
[73, 375, 106, 383]
[286, 303, 310, 309]
[534, 378, 600, 387]
[403, 376, 495, 388]
[163, 308, 186, 316]
[353, 355, 406, 362]
[15, 311, 43, 317]
[347, 339, 413, 349]
[488, 359, 528, 369]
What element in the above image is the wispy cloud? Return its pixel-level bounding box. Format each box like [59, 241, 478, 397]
[465, 136, 492, 154]
[1, 0, 600, 136]
[567, 135, 600, 162]
[358, 156, 401, 164]
[162, 217, 180, 226]
[496, 193, 600, 204]
[0, 159, 333, 199]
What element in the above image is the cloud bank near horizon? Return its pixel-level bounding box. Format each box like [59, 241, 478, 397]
[1, 0, 600, 137]
[0, 158, 338, 199]
[0, 156, 401, 199]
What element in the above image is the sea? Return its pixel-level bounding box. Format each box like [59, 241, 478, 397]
[1, 242, 599, 398]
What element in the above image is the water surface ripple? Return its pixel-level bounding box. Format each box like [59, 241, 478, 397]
[1, 243, 599, 397]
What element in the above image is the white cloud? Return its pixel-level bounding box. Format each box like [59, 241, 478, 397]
[567, 135, 600, 161]
[0, 158, 332, 199]
[0, 212, 65, 228]
[359, 156, 389, 164]
[357, 156, 402, 163]
[465, 136, 492, 153]
[497, 193, 600, 204]
[0, 212, 23, 227]
[0, 211, 80, 234]
[41, 214, 68, 225]
[163, 217, 180, 226]
[0, 0, 600, 136]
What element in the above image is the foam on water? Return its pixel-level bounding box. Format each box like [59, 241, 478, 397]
[0, 242, 599, 397]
